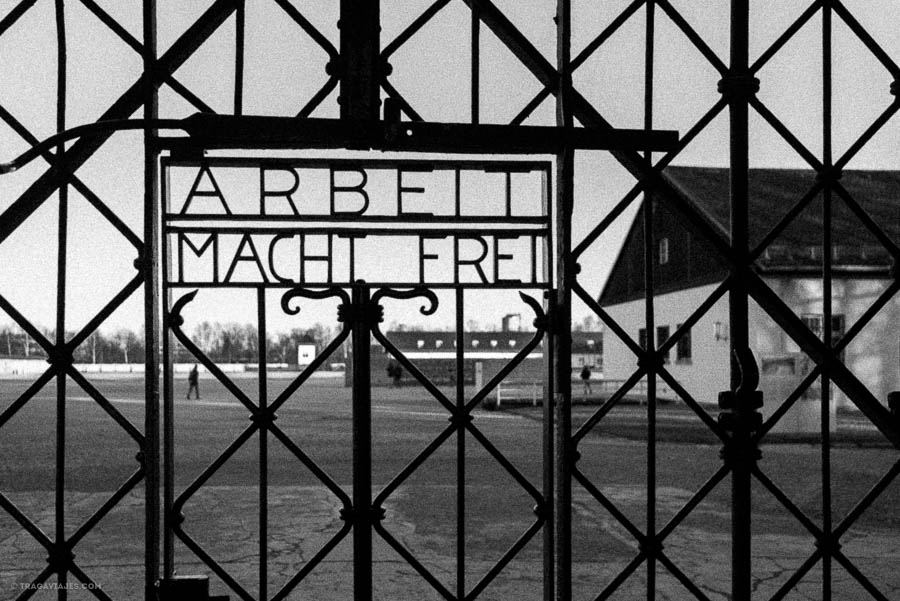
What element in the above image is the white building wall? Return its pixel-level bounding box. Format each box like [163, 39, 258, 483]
[604, 277, 899, 414]
[754, 277, 899, 409]
[297, 343, 317, 366]
[602, 283, 731, 405]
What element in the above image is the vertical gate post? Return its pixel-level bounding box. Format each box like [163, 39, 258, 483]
[722, 1, 757, 599]
[339, 0, 381, 123]
[54, 3, 69, 596]
[350, 284, 374, 601]
[543, 292, 556, 601]
[143, 1, 161, 598]
[554, 1, 574, 599]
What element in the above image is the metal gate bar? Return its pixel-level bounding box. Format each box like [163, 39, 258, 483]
[142, 0, 161, 598]
[725, 2, 755, 598]
[54, 4, 69, 599]
[455, 288, 466, 600]
[554, 2, 574, 600]
[643, 4, 658, 599]
[821, 5, 835, 597]
[350, 285, 373, 601]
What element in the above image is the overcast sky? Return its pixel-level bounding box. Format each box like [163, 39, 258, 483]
[0, 0, 897, 335]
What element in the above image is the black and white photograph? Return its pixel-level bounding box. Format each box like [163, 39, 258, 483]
[0, 2, 898, 600]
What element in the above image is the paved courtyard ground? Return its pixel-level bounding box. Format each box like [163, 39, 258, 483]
[1, 375, 898, 600]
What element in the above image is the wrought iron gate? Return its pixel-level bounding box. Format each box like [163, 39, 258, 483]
[0, 1, 898, 601]
[157, 155, 563, 600]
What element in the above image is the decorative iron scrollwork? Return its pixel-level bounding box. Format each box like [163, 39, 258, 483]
[371, 286, 439, 316]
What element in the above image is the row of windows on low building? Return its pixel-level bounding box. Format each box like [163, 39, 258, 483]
[656, 237, 890, 268]
[635, 313, 844, 366]
[638, 324, 691, 364]
[408, 338, 600, 350]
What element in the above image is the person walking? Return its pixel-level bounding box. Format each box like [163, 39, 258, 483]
[580, 364, 592, 399]
[187, 364, 200, 400]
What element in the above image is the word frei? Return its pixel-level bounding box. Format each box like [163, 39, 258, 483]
[164, 159, 551, 287]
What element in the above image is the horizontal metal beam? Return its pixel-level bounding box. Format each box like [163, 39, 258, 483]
[166, 114, 678, 154]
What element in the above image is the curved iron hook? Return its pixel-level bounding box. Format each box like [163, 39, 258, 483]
[169, 290, 199, 328]
[734, 347, 760, 395]
[518, 291, 546, 327]
[371, 287, 439, 316]
[280, 286, 350, 316]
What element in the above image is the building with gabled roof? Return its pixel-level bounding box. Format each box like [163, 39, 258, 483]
[599, 167, 899, 431]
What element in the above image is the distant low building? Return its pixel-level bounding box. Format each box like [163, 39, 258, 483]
[346, 330, 602, 388]
[297, 335, 318, 367]
[599, 167, 899, 428]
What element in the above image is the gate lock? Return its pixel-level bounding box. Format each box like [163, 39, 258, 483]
[888, 390, 900, 425]
[717, 348, 764, 434]
[888, 334, 900, 426]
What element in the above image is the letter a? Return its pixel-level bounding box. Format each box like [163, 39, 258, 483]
[181, 165, 233, 215]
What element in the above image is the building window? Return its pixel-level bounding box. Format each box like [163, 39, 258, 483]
[676, 324, 691, 364]
[435, 340, 443, 348]
[659, 237, 669, 265]
[638, 328, 647, 350]
[657, 325, 670, 363]
[831, 315, 845, 340]
[472, 340, 479, 348]
[802, 313, 845, 355]
[490, 340, 498, 348]
[509, 340, 517, 347]
[802, 314, 823, 338]
[417, 340, 425, 349]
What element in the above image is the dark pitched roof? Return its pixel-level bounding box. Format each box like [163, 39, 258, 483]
[665, 166, 899, 263]
[599, 167, 900, 305]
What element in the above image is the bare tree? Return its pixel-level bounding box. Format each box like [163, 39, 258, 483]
[112, 329, 141, 364]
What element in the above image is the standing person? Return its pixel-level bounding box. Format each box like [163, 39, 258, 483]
[580, 364, 592, 399]
[187, 364, 200, 400]
[387, 360, 402, 387]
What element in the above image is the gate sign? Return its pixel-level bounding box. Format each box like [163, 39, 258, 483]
[162, 158, 551, 288]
